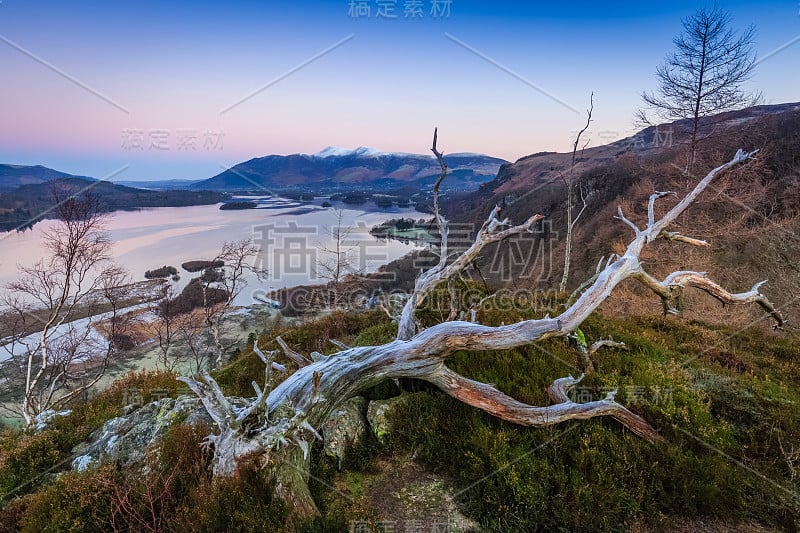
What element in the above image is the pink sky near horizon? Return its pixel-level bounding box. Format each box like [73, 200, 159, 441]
[1, 1, 797, 180]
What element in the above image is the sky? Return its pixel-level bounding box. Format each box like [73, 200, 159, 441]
[0, 0, 798, 181]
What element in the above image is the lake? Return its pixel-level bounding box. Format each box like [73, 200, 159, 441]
[0, 199, 428, 306]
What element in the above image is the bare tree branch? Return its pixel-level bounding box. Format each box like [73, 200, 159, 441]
[276, 336, 313, 367]
[429, 368, 660, 440]
[182, 146, 782, 518]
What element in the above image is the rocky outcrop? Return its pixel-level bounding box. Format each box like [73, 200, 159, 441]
[320, 396, 368, 468]
[71, 396, 216, 471]
[71, 394, 374, 472]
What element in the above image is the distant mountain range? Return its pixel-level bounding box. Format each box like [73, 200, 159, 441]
[113, 179, 199, 190]
[1, 148, 508, 195]
[191, 147, 508, 192]
[0, 145, 507, 231]
[0, 175, 225, 231]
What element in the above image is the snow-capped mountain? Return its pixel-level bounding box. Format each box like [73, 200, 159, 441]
[192, 147, 507, 192]
[312, 146, 389, 158]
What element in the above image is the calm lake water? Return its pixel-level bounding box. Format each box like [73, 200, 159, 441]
[0, 199, 428, 306]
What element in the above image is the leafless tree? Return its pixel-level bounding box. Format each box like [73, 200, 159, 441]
[639, 4, 758, 172]
[199, 239, 264, 368]
[177, 313, 212, 375]
[559, 93, 594, 292]
[0, 191, 130, 428]
[315, 208, 357, 285]
[150, 285, 182, 372]
[181, 135, 782, 516]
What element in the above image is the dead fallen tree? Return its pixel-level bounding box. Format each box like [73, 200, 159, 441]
[179, 140, 782, 515]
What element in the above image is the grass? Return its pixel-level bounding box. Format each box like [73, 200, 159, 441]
[1, 307, 799, 531]
[370, 314, 800, 531]
[0, 370, 180, 502]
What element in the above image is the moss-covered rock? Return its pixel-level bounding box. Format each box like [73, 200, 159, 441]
[321, 397, 368, 468]
[71, 396, 215, 471]
[367, 394, 422, 445]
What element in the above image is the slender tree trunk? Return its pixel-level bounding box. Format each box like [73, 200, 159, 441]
[559, 93, 593, 293]
[559, 185, 575, 293]
[687, 24, 708, 175]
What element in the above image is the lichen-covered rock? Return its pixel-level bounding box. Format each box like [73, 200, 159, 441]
[33, 409, 72, 432]
[71, 395, 215, 471]
[367, 394, 415, 445]
[320, 396, 367, 467]
[73, 392, 408, 476]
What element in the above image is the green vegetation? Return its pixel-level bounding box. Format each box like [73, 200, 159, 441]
[0, 371, 180, 503]
[2, 306, 798, 531]
[198, 310, 800, 530]
[378, 314, 800, 531]
[370, 218, 436, 242]
[341, 192, 366, 205]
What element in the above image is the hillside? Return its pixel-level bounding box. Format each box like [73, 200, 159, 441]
[192, 147, 507, 192]
[468, 102, 800, 200]
[0, 164, 93, 191]
[444, 101, 800, 325]
[0, 177, 226, 231]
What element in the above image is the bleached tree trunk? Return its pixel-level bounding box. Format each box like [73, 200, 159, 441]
[181, 145, 782, 516]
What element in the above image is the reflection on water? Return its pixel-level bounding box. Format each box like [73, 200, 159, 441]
[0, 200, 428, 305]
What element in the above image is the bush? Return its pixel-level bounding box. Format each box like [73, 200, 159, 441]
[175, 463, 292, 533]
[109, 332, 136, 351]
[0, 429, 80, 498]
[0, 496, 27, 533]
[13, 422, 212, 532]
[15, 466, 116, 533]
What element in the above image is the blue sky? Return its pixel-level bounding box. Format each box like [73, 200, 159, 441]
[0, 0, 797, 181]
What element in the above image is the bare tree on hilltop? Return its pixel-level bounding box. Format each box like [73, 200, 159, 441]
[638, 4, 759, 172]
[559, 93, 594, 293]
